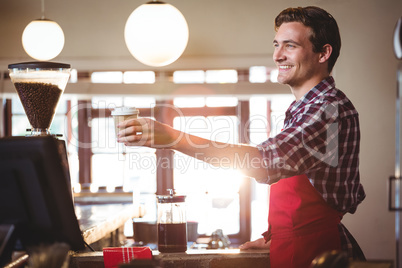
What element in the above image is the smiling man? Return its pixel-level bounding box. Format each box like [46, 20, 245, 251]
[242, 7, 366, 267]
[117, 6, 366, 268]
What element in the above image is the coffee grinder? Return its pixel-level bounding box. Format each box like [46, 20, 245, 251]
[0, 62, 78, 266]
[8, 61, 71, 137]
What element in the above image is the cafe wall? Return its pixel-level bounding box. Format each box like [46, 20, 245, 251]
[0, 0, 401, 263]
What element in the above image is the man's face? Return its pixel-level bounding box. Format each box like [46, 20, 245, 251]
[273, 22, 322, 90]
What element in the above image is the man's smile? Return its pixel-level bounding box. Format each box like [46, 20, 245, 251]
[278, 65, 293, 70]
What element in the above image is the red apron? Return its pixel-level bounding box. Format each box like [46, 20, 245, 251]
[267, 174, 342, 268]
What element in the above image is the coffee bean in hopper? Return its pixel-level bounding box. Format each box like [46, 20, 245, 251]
[14, 82, 63, 129]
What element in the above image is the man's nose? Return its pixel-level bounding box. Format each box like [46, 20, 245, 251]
[273, 47, 285, 62]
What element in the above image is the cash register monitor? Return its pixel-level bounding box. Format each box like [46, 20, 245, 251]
[0, 136, 85, 264]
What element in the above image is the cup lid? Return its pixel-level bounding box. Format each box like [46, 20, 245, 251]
[111, 106, 139, 116]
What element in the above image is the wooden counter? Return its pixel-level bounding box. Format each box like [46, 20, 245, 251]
[76, 203, 142, 247]
[69, 249, 393, 268]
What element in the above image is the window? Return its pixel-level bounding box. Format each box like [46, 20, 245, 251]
[91, 71, 123, 83]
[172, 70, 239, 84]
[248, 94, 294, 240]
[173, 70, 204, 84]
[124, 71, 155, 84]
[205, 69, 238, 83]
[91, 71, 156, 84]
[249, 66, 268, 83]
[173, 97, 241, 236]
[90, 97, 157, 195]
[249, 66, 279, 84]
[172, 97, 250, 243]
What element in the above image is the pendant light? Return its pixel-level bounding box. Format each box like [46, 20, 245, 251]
[124, 1, 189, 67]
[22, 0, 65, 61]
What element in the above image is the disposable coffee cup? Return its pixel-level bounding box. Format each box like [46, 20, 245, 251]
[111, 107, 139, 137]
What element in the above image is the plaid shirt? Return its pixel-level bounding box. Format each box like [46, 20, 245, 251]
[257, 76, 365, 214]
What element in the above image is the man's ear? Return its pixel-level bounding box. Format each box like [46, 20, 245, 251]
[319, 44, 332, 63]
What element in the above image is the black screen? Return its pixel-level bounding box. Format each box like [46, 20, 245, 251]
[0, 136, 85, 254]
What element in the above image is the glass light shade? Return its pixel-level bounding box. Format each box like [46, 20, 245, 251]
[22, 19, 65, 61]
[124, 2, 189, 67]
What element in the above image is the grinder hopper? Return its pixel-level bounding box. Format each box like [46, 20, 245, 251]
[8, 62, 71, 136]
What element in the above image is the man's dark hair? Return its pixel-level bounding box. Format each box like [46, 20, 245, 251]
[275, 6, 341, 73]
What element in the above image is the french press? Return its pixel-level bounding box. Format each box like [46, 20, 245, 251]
[156, 189, 187, 253]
